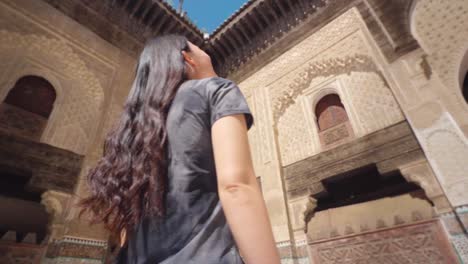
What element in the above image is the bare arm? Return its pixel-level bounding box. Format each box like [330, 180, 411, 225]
[212, 114, 280, 264]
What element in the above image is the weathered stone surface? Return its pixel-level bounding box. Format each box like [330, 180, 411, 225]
[0, 242, 45, 264]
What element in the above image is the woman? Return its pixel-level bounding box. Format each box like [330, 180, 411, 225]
[80, 35, 280, 264]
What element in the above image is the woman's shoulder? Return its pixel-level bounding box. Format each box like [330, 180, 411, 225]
[182, 76, 236, 98]
[186, 76, 234, 86]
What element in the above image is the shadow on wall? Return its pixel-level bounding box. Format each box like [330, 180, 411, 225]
[463, 72, 468, 103]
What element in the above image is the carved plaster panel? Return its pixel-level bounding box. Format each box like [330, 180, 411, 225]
[239, 8, 363, 95]
[411, 0, 468, 105]
[340, 71, 404, 135]
[419, 112, 468, 207]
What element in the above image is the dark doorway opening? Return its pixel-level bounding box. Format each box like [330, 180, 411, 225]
[4, 76, 56, 118]
[0, 76, 56, 140]
[312, 164, 424, 212]
[0, 165, 48, 244]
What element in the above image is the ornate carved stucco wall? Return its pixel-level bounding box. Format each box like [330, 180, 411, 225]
[0, 0, 137, 262]
[238, 8, 408, 263]
[238, 3, 468, 262]
[0, 30, 104, 155]
[401, 0, 468, 208]
[239, 9, 404, 167]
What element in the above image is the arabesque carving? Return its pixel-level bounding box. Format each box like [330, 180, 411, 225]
[273, 54, 383, 122]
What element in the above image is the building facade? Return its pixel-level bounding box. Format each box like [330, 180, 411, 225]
[0, 0, 467, 263]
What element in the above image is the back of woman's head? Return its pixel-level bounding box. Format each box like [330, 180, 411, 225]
[80, 35, 189, 234]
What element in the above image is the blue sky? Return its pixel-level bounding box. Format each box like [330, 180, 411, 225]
[166, 0, 248, 34]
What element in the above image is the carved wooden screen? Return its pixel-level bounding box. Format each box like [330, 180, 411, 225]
[315, 94, 348, 131]
[315, 94, 353, 147]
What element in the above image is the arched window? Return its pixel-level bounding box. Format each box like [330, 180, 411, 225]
[463, 72, 468, 103]
[315, 94, 353, 147]
[4, 76, 56, 118]
[315, 94, 349, 131]
[0, 76, 56, 139]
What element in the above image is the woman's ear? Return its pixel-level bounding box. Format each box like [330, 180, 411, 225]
[182, 51, 196, 68]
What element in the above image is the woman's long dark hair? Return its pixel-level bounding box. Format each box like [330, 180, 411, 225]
[80, 35, 189, 234]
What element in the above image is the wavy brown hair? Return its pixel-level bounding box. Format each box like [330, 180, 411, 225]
[80, 35, 189, 234]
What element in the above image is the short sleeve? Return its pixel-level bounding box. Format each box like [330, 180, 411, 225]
[208, 78, 254, 130]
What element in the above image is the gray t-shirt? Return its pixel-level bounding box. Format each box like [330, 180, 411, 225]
[120, 77, 253, 264]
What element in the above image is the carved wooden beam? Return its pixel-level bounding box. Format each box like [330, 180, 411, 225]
[238, 21, 256, 57]
[192, 36, 204, 47]
[242, 14, 258, 37]
[217, 39, 231, 60]
[243, 14, 262, 53]
[122, 0, 132, 10]
[237, 19, 253, 41]
[213, 44, 228, 61]
[172, 24, 182, 34]
[161, 20, 178, 34]
[226, 30, 244, 64]
[207, 45, 222, 62]
[131, 0, 146, 17]
[230, 27, 245, 48]
[233, 26, 249, 45]
[297, 0, 311, 18]
[148, 9, 162, 27]
[233, 27, 251, 63]
[140, 1, 155, 22]
[266, 0, 285, 36]
[153, 14, 170, 34]
[274, 0, 288, 18]
[250, 9, 269, 49]
[220, 34, 238, 56]
[250, 8, 266, 30]
[257, 4, 272, 27]
[283, 0, 298, 20]
[265, 1, 280, 22]
[272, 0, 291, 31]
